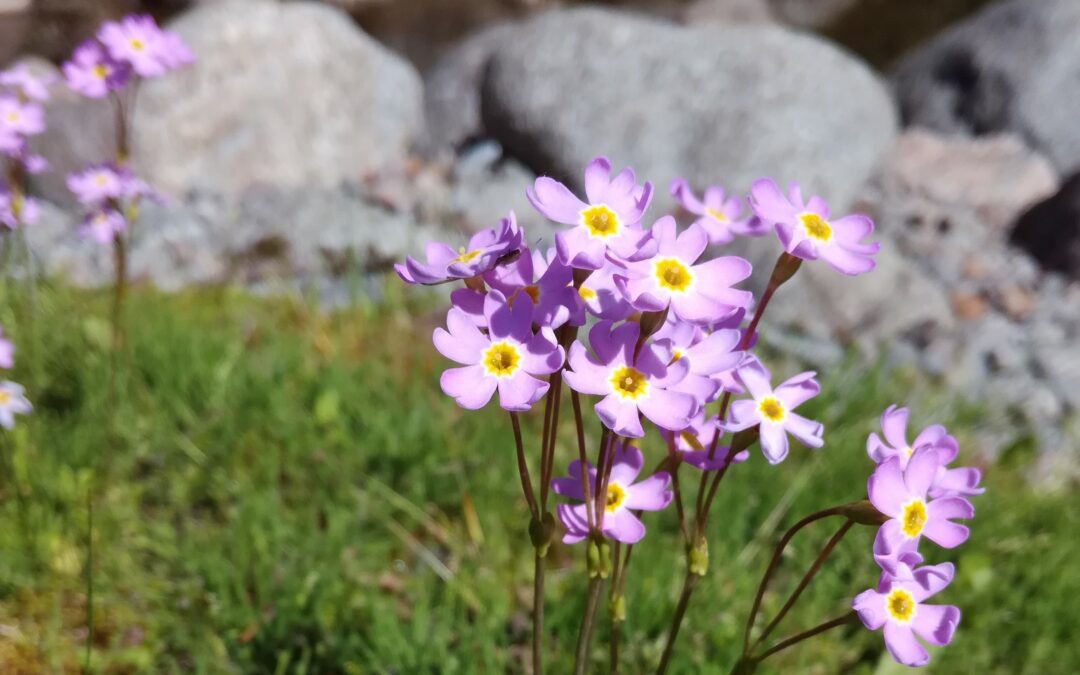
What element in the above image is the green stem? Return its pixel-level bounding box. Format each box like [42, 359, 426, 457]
[573, 576, 605, 675]
[509, 412, 539, 519]
[655, 570, 700, 675]
[570, 391, 595, 532]
[534, 551, 545, 675]
[753, 612, 856, 663]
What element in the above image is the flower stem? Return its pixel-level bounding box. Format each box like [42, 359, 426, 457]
[570, 391, 595, 532]
[655, 570, 700, 675]
[573, 576, 605, 675]
[742, 505, 846, 654]
[753, 519, 854, 650]
[509, 412, 539, 519]
[539, 370, 564, 511]
[534, 551, 545, 675]
[752, 612, 856, 663]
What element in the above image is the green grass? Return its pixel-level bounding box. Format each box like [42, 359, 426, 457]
[0, 278, 1076, 674]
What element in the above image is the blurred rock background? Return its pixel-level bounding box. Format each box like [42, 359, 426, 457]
[3, 0, 1080, 477]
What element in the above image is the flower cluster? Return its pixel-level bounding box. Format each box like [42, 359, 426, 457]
[61, 15, 192, 244]
[63, 14, 193, 99]
[401, 156, 880, 549]
[0, 63, 53, 229]
[854, 406, 984, 666]
[0, 326, 31, 430]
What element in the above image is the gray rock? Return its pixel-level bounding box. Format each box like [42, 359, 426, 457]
[894, 0, 1080, 174]
[132, 0, 424, 197]
[482, 7, 897, 211]
[682, 0, 775, 25]
[767, 0, 856, 28]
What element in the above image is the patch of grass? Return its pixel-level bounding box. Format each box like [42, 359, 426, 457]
[0, 278, 1076, 673]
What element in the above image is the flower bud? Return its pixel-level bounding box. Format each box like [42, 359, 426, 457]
[689, 536, 709, 577]
[839, 499, 889, 526]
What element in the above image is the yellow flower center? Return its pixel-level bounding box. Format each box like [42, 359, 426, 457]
[0, 391, 9, 405]
[610, 365, 648, 401]
[654, 258, 694, 293]
[901, 499, 927, 538]
[885, 587, 917, 624]
[5, 111, 19, 123]
[580, 204, 620, 238]
[605, 482, 626, 512]
[452, 247, 481, 265]
[903, 446, 914, 460]
[799, 213, 833, 242]
[92, 64, 109, 79]
[94, 174, 109, 187]
[758, 396, 786, 424]
[130, 38, 146, 52]
[705, 207, 729, 223]
[669, 348, 684, 366]
[578, 286, 597, 301]
[481, 341, 521, 378]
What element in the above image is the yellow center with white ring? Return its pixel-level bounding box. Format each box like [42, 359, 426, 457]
[482, 341, 521, 378]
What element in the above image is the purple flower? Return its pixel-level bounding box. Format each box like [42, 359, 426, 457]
[0, 64, 55, 102]
[485, 247, 583, 328]
[670, 178, 765, 244]
[396, 212, 523, 285]
[433, 290, 563, 411]
[78, 208, 126, 244]
[577, 262, 634, 321]
[853, 553, 960, 667]
[749, 178, 879, 275]
[868, 448, 974, 563]
[0, 189, 40, 229]
[614, 217, 753, 324]
[868, 405, 984, 499]
[725, 359, 823, 464]
[0, 381, 32, 429]
[0, 95, 45, 138]
[67, 164, 127, 206]
[98, 15, 170, 78]
[653, 319, 744, 405]
[528, 156, 653, 270]
[664, 411, 749, 470]
[552, 443, 672, 544]
[0, 328, 14, 369]
[564, 321, 697, 438]
[62, 40, 131, 99]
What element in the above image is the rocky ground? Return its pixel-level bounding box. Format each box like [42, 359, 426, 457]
[6, 0, 1080, 477]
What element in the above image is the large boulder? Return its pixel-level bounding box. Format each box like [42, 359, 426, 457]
[131, 0, 424, 197]
[894, 0, 1080, 174]
[481, 7, 897, 211]
[1010, 172, 1080, 281]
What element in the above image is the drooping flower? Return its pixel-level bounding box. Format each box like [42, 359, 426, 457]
[653, 319, 743, 405]
[854, 553, 961, 667]
[433, 290, 563, 411]
[564, 321, 697, 438]
[62, 40, 131, 99]
[868, 448, 974, 564]
[670, 178, 765, 244]
[868, 405, 984, 499]
[749, 178, 879, 275]
[725, 359, 823, 464]
[0, 381, 32, 429]
[664, 411, 749, 471]
[527, 156, 653, 270]
[0, 64, 54, 102]
[396, 212, 523, 285]
[552, 442, 672, 544]
[614, 217, 753, 325]
[0, 328, 14, 369]
[484, 247, 583, 329]
[78, 208, 127, 244]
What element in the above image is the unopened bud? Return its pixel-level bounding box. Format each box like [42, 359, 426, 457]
[768, 252, 803, 291]
[688, 536, 709, 577]
[530, 512, 557, 557]
[609, 594, 626, 623]
[840, 500, 889, 526]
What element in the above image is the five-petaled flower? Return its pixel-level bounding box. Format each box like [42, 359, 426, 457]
[725, 359, 823, 464]
[553, 442, 672, 544]
[396, 212, 523, 285]
[670, 178, 766, 244]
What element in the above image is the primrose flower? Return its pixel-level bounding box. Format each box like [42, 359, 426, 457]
[396, 212, 523, 285]
[577, 262, 634, 321]
[0, 329, 13, 369]
[869, 405, 984, 499]
[98, 15, 193, 78]
[0, 189, 40, 229]
[528, 156, 653, 270]
[485, 247, 583, 329]
[654, 319, 743, 405]
[664, 412, 749, 470]
[433, 290, 563, 411]
[79, 208, 126, 244]
[854, 553, 961, 667]
[670, 178, 765, 244]
[67, 164, 128, 206]
[0, 64, 54, 102]
[614, 217, 753, 324]
[869, 448, 974, 563]
[725, 359, 823, 464]
[564, 321, 697, 438]
[0, 96, 45, 138]
[0, 381, 32, 429]
[749, 178, 879, 275]
[63, 40, 131, 99]
[552, 442, 672, 544]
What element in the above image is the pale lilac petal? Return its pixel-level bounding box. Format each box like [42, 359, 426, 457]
[867, 432, 893, 464]
[440, 365, 497, 410]
[904, 447, 941, 498]
[672, 223, 708, 263]
[749, 178, 799, 225]
[670, 178, 704, 214]
[853, 589, 887, 630]
[521, 330, 564, 374]
[596, 395, 644, 438]
[881, 405, 910, 450]
[564, 343, 612, 396]
[784, 413, 824, 448]
[639, 388, 696, 432]
[929, 467, 984, 499]
[584, 156, 612, 204]
[498, 373, 548, 412]
[911, 604, 960, 647]
[725, 399, 761, 431]
[558, 503, 590, 544]
[884, 623, 928, 667]
[818, 241, 877, 275]
[734, 359, 773, 400]
[622, 472, 672, 511]
[922, 517, 969, 549]
[528, 177, 587, 224]
[911, 562, 954, 602]
[831, 214, 874, 241]
[552, 476, 585, 501]
[603, 508, 646, 544]
[774, 372, 820, 409]
[759, 422, 789, 464]
[609, 444, 644, 485]
[685, 329, 741, 374]
[868, 458, 908, 517]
